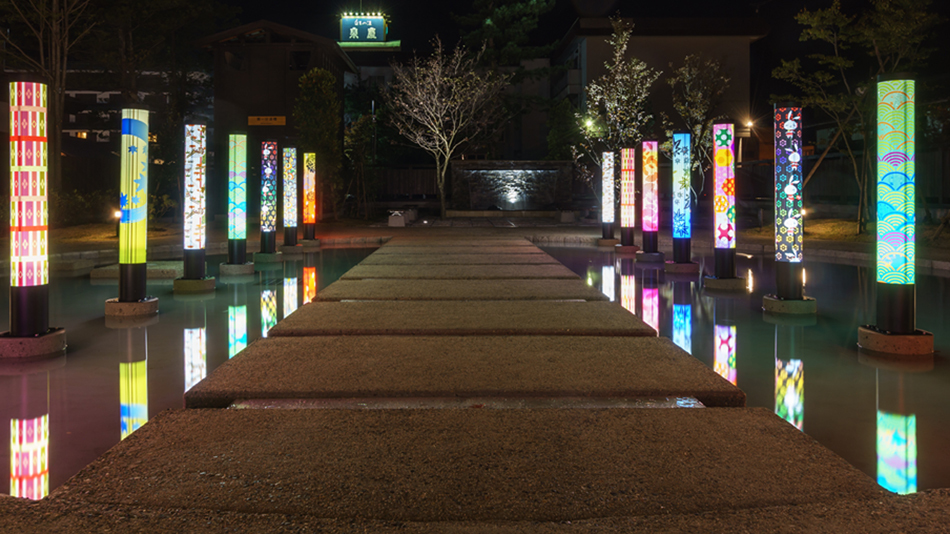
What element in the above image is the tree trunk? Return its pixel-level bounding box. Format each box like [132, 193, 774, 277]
[437, 158, 448, 219]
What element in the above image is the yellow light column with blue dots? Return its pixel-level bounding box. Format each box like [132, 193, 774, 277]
[119, 109, 149, 301]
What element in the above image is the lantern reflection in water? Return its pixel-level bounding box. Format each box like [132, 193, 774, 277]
[775, 359, 803, 430]
[228, 306, 247, 358]
[10, 415, 48, 500]
[120, 360, 147, 439]
[714, 325, 737, 385]
[303, 266, 317, 304]
[261, 290, 277, 337]
[184, 328, 206, 392]
[877, 411, 917, 494]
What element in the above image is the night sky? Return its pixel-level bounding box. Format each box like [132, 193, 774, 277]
[224, 0, 950, 121]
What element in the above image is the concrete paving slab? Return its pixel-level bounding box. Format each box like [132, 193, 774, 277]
[340, 264, 580, 280]
[317, 279, 608, 301]
[5, 490, 950, 533]
[184, 336, 743, 409]
[360, 253, 561, 265]
[371, 246, 544, 255]
[270, 301, 654, 336]
[49, 408, 884, 523]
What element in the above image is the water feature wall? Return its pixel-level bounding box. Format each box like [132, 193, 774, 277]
[450, 161, 572, 211]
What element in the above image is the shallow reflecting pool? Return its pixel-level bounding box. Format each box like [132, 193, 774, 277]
[0, 248, 376, 499]
[544, 246, 950, 495]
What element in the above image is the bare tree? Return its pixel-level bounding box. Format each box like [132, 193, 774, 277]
[386, 38, 509, 218]
[576, 17, 661, 170]
[1, 0, 96, 192]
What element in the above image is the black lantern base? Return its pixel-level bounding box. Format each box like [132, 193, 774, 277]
[713, 248, 736, 279]
[10, 284, 49, 337]
[284, 227, 298, 246]
[228, 239, 247, 265]
[183, 249, 206, 280]
[621, 227, 634, 247]
[303, 223, 316, 241]
[261, 231, 277, 254]
[119, 263, 147, 303]
[602, 222, 614, 240]
[643, 231, 658, 253]
[775, 262, 804, 300]
[875, 282, 916, 335]
[673, 238, 691, 264]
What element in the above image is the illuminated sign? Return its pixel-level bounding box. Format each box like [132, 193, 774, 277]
[183, 124, 206, 250]
[601, 265, 614, 302]
[877, 78, 915, 285]
[714, 324, 737, 385]
[775, 358, 803, 430]
[120, 109, 149, 264]
[775, 106, 803, 262]
[303, 267, 317, 304]
[9, 81, 49, 287]
[340, 14, 387, 42]
[10, 415, 48, 500]
[672, 132, 691, 239]
[284, 276, 298, 317]
[602, 152, 614, 224]
[877, 411, 916, 494]
[228, 134, 247, 240]
[620, 148, 635, 228]
[713, 124, 735, 249]
[642, 141, 658, 232]
[673, 304, 691, 354]
[184, 327, 206, 392]
[120, 360, 148, 439]
[642, 287, 658, 333]
[247, 116, 286, 126]
[283, 148, 297, 228]
[261, 289, 277, 337]
[228, 305, 247, 358]
[303, 153, 317, 225]
[261, 141, 278, 233]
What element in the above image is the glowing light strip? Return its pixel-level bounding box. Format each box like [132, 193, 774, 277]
[714, 324, 737, 385]
[673, 303, 691, 354]
[10, 81, 49, 287]
[672, 133, 691, 239]
[775, 106, 803, 262]
[643, 287, 658, 333]
[303, 153, 316, 224]
[775, 359, 803, 431]
[620, 148, 635, 228]
[877, 411, 917, 494]
[602, 152, 614, 224]
[283, 148, 298, 228]
[10, 415, 49, 500]
[601, 265, 614, 302]
[120, 109, 149, 264]
[620, 272, 636, 315]
[228, 305, 247, 358]
[284, 276, 298, 317]
[120, 360, 148, 439]
[261, 141, 278, 233]
[642, 141, 658, 232]
[713, 124, 736, 249]
[183, 124, 206, 250]
[184, 327, 206, 392]
[261, 289, 277, 337]
[877, 78, 915, 285]
[303, 267, 317, 304]
[228, 134, 247, 240]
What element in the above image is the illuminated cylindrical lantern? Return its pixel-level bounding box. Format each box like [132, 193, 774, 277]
[260, 140, 278, 253]
[773, 104, 805, 299]
[9, 81, 50, 336]
[641, 141, 659, 253]
[227, 133, 248, 264]
[713, 123, 736, 278]
[620, 148, 636, 246]
[182, 123, 207, 279]
[119, 108, 149, 302]
[283, 147, 298, 246]
[601, 151, 615, 239]
[302, 152, 317, 240]
[875, 74, 916, 334]
[671, 132, 692, 263]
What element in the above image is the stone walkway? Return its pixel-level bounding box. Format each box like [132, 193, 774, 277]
[2, 233, 949, 532]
